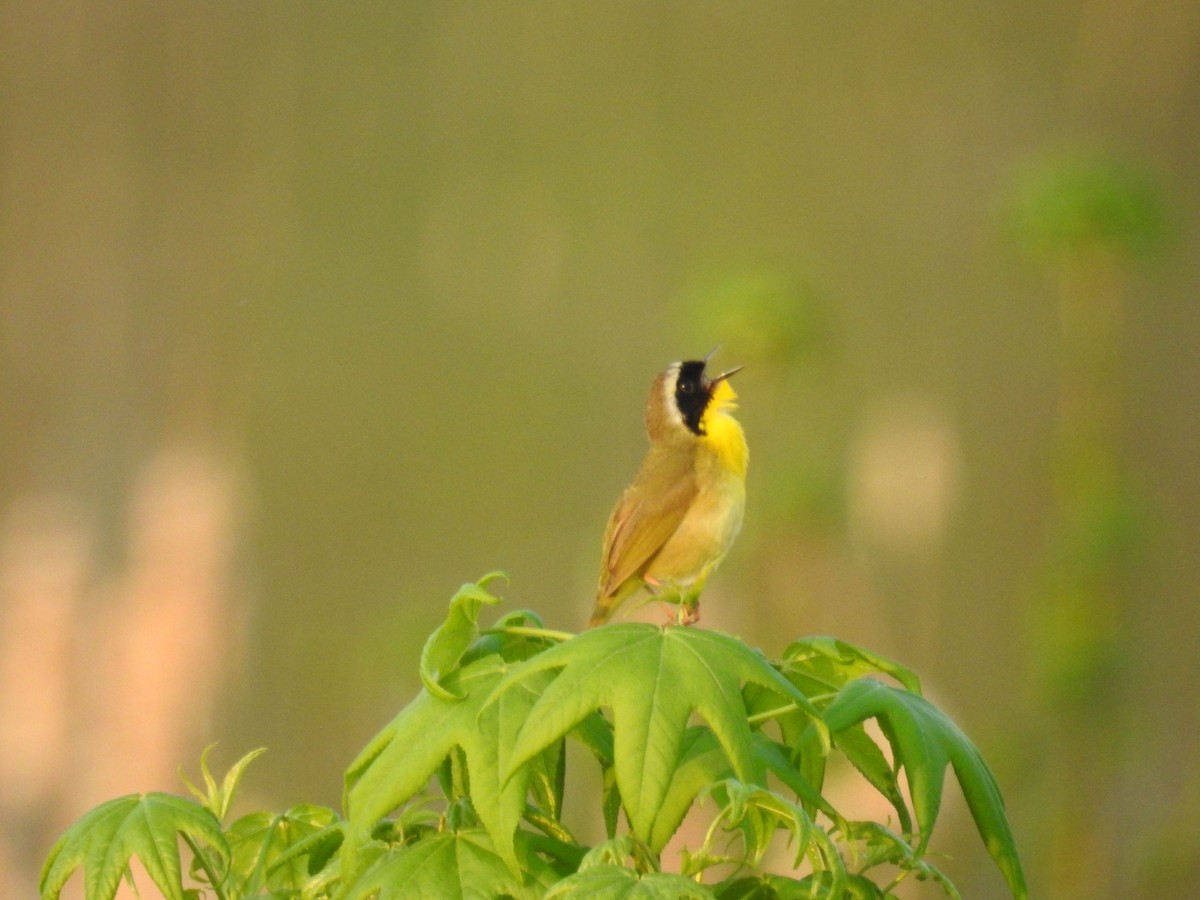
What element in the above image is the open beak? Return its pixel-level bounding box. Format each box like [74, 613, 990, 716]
[702, 344, 743, 384]
[708, 364, 743, 385]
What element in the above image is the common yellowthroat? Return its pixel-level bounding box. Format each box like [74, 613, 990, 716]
[588, 350, 747, 627]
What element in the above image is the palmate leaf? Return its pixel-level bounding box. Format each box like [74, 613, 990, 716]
[845, 821, 961, 898]
[462, 606, 559, 667]
[777, 637, 920, 696]
[823, 677, 1028, 900]
[768, 639, 916, 831]
[684, 780, 847, 897]
[39, 793, 227, 900]
[490, 624, 827, 847]
[179, 744, 267, 823]
[545, 865, 717, 899]
[340, 828, 557, 899]
[647, 727, 731, 853]
[706, 780, 819, 869]
[828, 723, 911, 834]
[342, 654, 553, 880]
[223, 804, 342, 896]
[651, 729, 837, 856]
[714, 872, 885, 900]
[742, 684, 831, 825]
[419, 572, 508, 701]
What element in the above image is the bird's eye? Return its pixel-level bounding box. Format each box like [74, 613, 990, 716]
[678, 381, 694, 393]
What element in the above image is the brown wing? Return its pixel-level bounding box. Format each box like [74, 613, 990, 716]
[598, 446, 697, 599]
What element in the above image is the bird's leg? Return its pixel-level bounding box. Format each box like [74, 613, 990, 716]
[675, 567, 714, 626]
[676, 584, 702, 626]
[644, 578, 688, 624]
[645, 577, 704, 626]
[642, 577, 681, 623]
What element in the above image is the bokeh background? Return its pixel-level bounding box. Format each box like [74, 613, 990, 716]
[2, 4, 1198, 897]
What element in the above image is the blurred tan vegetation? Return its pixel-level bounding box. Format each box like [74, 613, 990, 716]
[2, 4, 1198, 898]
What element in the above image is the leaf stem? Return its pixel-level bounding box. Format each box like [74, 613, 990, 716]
[883, 868, 911, 895]
[746, 702, 800, 725]
[523, 803, 577, 844]
[181, 832, 227, 900]
[480, 625, 575, 642]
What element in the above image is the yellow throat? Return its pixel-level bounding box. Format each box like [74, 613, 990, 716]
[700, 379, 748, 477]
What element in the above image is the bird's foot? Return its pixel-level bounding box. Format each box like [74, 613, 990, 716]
[662, 590, 700, 626]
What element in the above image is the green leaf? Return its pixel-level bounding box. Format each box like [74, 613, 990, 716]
[527, 739, 567, 823]
[647, 727, 730, 853]
[715, 872, 879, 900]
[340, 828, 556, 899]
[217, 747, 268, 821]
[823, 678, 1028, 899]
[39, 793, 228, 900]
[686, 778, 846, 894]
[778, 636, 920, 697]
[651, 731, 836, 855]
[520, 830, 588, 876]
[574, 834, 659, 872]
[829, 723, 910, 833]
[178, 744, 219, 813]
[343, 654, 552, 880]
[463, 606, 562, 666]
[490, 625, 827, 847]
[756, 737, 838, 828]
[179, 745, 267, 824]
[845, 821, 960, 898]
[743, 686, 831, 823]
[419, 572, 508, 701]
[224, 804, 341, 896]
[545, 864, 717, 899]
[572, 708, 615, 767]
[697, 780, 815, 872]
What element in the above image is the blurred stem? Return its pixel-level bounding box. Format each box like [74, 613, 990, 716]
[1039, 241, 1134, 899]
[1056, 246, 1125, 446]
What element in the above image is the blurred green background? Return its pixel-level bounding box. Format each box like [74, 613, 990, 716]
[2, 4, 1198, 897]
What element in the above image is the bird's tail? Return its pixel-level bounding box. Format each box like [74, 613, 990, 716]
[587, 579, 640, 628]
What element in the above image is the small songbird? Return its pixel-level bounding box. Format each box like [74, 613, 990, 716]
[588, 349, 748, 627]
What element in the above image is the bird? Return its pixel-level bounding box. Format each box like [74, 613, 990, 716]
[588, 349, 748, 627]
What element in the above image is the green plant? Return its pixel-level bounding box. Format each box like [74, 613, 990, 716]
[40, 574, 1026, 899]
